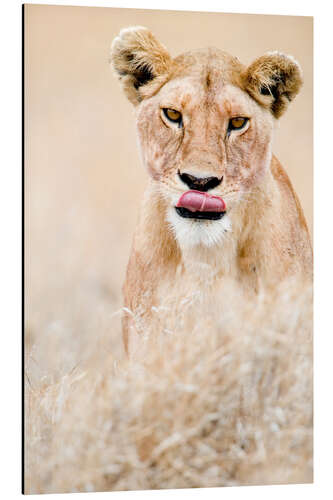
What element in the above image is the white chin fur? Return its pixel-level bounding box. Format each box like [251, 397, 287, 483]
[166, 206, 232, 248]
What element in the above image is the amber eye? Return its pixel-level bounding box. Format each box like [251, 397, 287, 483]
[162, 108, 182, 125]
[228, 117, 249, 131]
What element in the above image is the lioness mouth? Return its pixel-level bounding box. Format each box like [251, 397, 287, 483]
[175, 207, 225, 220]
[175, 190, 226, 221]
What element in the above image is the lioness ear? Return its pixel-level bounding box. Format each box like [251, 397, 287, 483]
[110, 26, 172, 105]
[243, 52, 303, 118]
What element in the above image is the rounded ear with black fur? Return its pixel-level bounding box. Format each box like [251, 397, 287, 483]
[110, 26, 172, 105]
[243, 52, 303, 118]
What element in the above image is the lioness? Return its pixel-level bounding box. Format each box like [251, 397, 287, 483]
[110, 27, 312, 355]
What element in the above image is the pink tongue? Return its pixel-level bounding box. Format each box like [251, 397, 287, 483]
[176, 190, 226, 212]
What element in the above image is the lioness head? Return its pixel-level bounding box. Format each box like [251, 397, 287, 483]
[110, 27, 302, 248]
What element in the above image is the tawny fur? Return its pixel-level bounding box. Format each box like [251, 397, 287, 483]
[110, 27, 312, 355]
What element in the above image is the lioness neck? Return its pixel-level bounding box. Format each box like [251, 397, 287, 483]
[135, 155, 311, 286]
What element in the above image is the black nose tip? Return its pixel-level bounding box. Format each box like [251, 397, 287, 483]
[178, 171, 223, 192]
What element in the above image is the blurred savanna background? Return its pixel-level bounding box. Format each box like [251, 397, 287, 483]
[24, 4, 313, 494]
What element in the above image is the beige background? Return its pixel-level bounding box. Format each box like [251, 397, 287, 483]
[25, 5, 313, 368]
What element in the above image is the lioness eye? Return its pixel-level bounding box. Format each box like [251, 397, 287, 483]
[163, 108, 182, 125]
[228, 117, 248, 131]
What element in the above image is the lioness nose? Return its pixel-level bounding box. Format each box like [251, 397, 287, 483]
[178, 171, 222, 192]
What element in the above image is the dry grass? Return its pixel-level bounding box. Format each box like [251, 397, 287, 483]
[25, 277, 312, 494]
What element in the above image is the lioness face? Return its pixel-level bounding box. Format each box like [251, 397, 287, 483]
[136, 64, 274, 247]
[111, 27, 302, 248]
